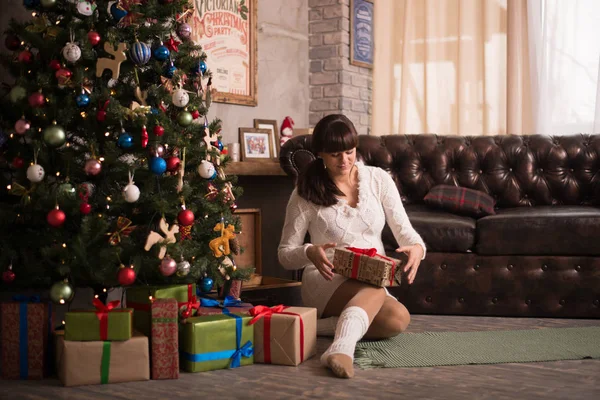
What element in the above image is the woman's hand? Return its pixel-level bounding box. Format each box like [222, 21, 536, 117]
[306, 242, 337, 281]
[396, 244, 424, 285]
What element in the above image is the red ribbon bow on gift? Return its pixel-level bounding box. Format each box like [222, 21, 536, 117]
[345, 247, 397, 285]
[93, 299, 121, 341]
[248, 305, 305, 364]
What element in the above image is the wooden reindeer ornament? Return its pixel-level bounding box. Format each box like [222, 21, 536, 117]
[144, 217, 179, 259]
[209, 222, 236, 258]
[96, 42, 127, 80]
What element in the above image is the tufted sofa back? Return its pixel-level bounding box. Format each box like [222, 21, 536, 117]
[279, 134, 600, 208]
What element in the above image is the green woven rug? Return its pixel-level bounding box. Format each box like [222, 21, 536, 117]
[354, 327, 600, 369]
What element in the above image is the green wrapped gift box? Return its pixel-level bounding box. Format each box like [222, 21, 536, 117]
[65, 300, 133, 342]
[126, 284, 196, 336]
[180, 312, 254, 373]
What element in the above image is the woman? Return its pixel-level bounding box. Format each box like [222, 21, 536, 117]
[278, 114, 426, 379]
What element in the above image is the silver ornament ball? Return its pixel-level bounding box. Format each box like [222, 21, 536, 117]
[176, 259, 191, 277]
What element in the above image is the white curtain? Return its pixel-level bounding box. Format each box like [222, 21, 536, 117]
[527, 0, 600, 135]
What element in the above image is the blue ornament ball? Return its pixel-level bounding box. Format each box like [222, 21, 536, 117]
[130, 41, 151, 65]
[110, 2, 128, 22]
[212, 140, 224, 151]
[117, 132, 134, 149]
[75, 93, 90, 107]
[153, 45, 170, 61]
[200, 277, 214, 293]
[23, 0, 40, 9]
[165, 64, 177, 78]
[150, 108, 159, 115]
[199, 60, 207, 74]
[149, 156, 167, 175]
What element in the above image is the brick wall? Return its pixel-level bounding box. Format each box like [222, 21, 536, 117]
[308, 0, 373, 135]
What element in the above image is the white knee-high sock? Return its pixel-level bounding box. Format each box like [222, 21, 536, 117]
[320, 306, 370, 365]
[317, 316, 339, 337]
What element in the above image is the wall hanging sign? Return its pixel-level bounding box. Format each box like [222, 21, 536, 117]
[190, 0, 258, 106]
[350, 0, 374, 69]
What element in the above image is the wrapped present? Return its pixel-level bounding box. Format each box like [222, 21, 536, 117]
[180, 311, 254, 372]
[126, 284, 196, 336]
[0, 296, 53, 379]
[65, 300, 133, 341]
[151, 298, 179, 380]
[333, 247, 402, 287]
[187, 295, 253, 317]
[55, 330, 149, 387]
[248, 305, 317, 366]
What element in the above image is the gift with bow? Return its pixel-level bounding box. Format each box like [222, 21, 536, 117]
[151, 298, 179, 380]
[127, 284, 196, 336]
[180, 310, 254, 372]
[64, 299, 133, 341]
[1, 295, 53, 379]
[247, 305, 317, 366]
[332, 246, 404, 287]
[107, 216, 137, 246]
[187, 294, 254, 317]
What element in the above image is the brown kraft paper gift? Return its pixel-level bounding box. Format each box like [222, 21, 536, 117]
[248, 305, 317, 366]
[55, 331, 149, 386]
[333, 247, 403, 287]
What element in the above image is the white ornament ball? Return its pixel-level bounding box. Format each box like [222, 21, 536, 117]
[62, 42, 81, 63]
[197, 160, 216, 179]
[122, 183, 140, 203]
[172, 88, 189, 108]
[77, 0, 95, 16]
[27, 164, 45, 183]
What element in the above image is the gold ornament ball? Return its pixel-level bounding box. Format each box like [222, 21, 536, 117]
[43, 125, 66, 148]
[50, 280, 75, 304]
[177, 111, 193, 127]
[9, 86, 26, 103]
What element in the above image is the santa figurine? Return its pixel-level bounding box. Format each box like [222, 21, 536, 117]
[279, 116, 295, 147]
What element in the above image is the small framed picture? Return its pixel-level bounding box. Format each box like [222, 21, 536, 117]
[253, 119, 280, 158]
[239, 127, 273, 162]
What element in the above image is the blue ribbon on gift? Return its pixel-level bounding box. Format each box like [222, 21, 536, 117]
[12, 295, 41, 379]
[197, 295, 243, 314]
[181, 308, 253, 368]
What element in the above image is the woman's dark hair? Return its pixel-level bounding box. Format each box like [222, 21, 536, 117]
[297, 114, 358, 206]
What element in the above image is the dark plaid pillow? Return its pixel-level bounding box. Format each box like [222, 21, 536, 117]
[423, 185, 496, 218]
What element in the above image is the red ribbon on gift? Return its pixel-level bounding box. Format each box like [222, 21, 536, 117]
[248, 305, 305, 364]
[345, 247, 397, 285]
[93, 299, 121, 341]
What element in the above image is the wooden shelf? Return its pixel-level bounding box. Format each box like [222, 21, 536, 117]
[224, 161, 287, 176]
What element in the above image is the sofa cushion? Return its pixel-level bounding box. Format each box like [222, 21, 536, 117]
[424, 185, 496, 218]
[387, 205, 477, 253]
[476, 206, 600, 256]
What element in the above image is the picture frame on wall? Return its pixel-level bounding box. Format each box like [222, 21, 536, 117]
[189, 0, 258, 106]
[239, 127, 273, 162]
[350, 0, 374, 69]
[253, 119, 280, 158]
[233, 208, 262, 276]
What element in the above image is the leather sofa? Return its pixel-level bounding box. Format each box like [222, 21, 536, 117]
[279, 134, 600, 318]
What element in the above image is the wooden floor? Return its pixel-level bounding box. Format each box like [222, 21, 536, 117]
[3, 315, 599, 400]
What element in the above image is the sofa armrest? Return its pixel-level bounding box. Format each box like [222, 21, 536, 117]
[279, 135, 315, 179]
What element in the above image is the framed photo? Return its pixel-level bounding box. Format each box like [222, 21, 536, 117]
[239, 127, 273, 162]
[350, 0, 374, 69]
[253, 119, 280, 158]
[233, 208, 262, 275]
[190, 0, 258, 106]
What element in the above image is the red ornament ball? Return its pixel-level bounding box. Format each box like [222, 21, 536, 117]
[2, 269, 15, 283]
[166, 156, 181, 172]
[18, 50, 33, 63]
[49, 59, 61, 71]
[55, 68, 72, 86]
[80, 202, 92, 215]
[5, 34, 20, 51]
[28, 92, 45, 107]
[191, 110, 200, 120]
[177, 209, 195, 226]
[117, 266, 136, 286]
[87, 31, 101, 46]
[12, 157, 24, 169]
[153, 125, 165, 136]
[84, 159, 102, 176]
[47, 208, 66, 227]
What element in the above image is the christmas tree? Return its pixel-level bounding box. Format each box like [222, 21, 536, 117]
[0, 0, 251, 303]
